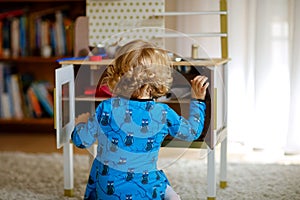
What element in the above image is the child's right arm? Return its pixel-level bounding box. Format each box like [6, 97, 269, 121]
[165, 75, 209, 142]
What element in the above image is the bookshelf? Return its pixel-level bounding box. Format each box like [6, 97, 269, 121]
[0, 0, 85, 133]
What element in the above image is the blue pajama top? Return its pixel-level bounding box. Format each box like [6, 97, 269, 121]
[71, 96, 206, 200]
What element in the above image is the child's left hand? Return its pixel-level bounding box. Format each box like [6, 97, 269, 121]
[75, 112, 90, 125]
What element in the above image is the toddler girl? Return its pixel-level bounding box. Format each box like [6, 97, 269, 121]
[72, 39, 209, 200]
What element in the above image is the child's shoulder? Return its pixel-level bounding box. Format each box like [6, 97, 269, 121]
[154, 101, 172, 110]
[99, 97, 119, 106]
[154, 100, 168, 106]
[99, 97, 171, 110]
[99, 96, 132, 106]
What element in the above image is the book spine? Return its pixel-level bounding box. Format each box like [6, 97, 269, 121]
[0, 9, 25, 57]
[0, 63, 12, 118]
[10, 74, 24, 119]
[19, 15, 28, 57]
[41, 20, 50, 47]
[54, 10, 66, 56]
[1, 94, 11, 118]
[0, 63, 3, 117]
[31, 82, 54, 117]
[27, 86, 43, 118]
[64, 17, 74, 56]
[2, 19, 11, 57]
[35, 18, 42, 53]
[50, 24, 56, 56]
[11, 17, 20, 57]
[0, 21, 3, 57]
[4, 67, 14, 118]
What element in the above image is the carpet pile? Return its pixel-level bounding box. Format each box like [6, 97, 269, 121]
[0, 152, 300, 200]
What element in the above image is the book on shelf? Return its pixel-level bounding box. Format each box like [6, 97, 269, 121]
[0, 63, 27, 119]
[27, 5, 72, 57]
[10, 74, 24, 119]
[0, 8, 25, 57]
[31, 82, 54, 117]
[40, 19, 51, 51]
[26, 86, 43, 118]
[0, 63, 4, 117]
[19, 15, 27, 57]
[0, 62, 54, 119]
[10, 17, 20, 57]
[0, 63, 12, 118]
[0, 63, 16, 118]
[1, 18, 11, 57]
[0, 21, 3, 57]
[64, 17, 74, 56]
[54, 10, 66, 56]
[0, 6, 75, 57]
[24, 81, 54, 118]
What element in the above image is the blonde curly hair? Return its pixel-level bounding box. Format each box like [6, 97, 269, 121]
[105, 39, 173, 99]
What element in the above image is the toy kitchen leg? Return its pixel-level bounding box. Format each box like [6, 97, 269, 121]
[63, 142, 74, 197]
[220, 137, 227, 188]
[207, 145, 217, 200]
[206, 66, 217, 200]
[220, 61, 228, 189]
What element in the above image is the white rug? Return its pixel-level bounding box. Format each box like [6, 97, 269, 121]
[0, 152, 300, 200]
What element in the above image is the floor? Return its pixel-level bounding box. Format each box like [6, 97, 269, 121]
[0, 132, 86, 154]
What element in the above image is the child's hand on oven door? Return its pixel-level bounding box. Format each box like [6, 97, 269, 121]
[75, 112, 90, 125]
[191, 75, 209, 100]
